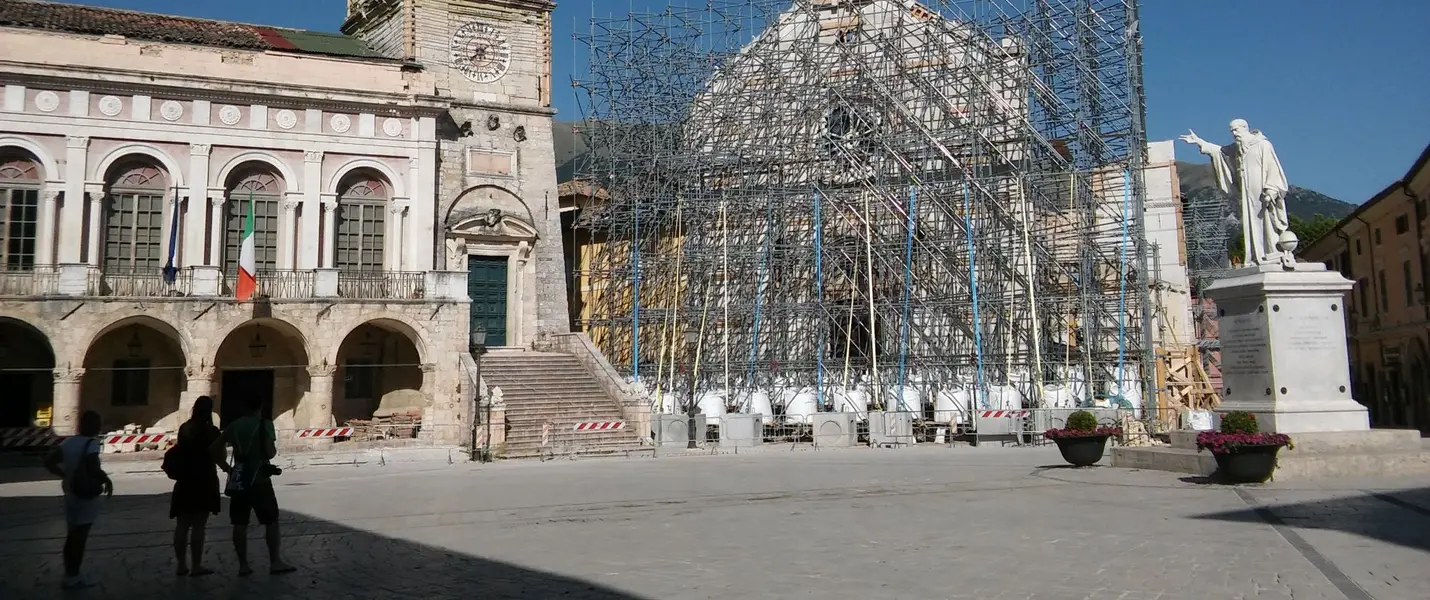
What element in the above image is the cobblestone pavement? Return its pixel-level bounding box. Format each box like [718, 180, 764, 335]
[2, 446, 1428, 599]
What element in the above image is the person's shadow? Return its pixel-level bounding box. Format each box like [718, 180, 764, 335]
[0, 491, 648, 599]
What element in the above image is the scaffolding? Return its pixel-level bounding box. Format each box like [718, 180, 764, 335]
[1183, 182, 1234, 377]
[572, 0, 1152, 415]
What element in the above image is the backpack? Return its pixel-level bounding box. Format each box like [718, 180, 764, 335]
[69, 438, 104, 499]
[161, 443, 185, 481]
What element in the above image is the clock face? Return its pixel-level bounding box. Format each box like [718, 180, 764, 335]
[451, 21, 512, 84]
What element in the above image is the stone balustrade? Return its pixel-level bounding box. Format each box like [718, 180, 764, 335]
[0, 265, 469, 301]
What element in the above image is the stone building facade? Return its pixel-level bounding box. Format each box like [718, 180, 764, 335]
[0, 0, 567, 440]
[1300, 143, 1430, 432]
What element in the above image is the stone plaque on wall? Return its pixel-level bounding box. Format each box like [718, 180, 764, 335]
[467, 149, 513, 177]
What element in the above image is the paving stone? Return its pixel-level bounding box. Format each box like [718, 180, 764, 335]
[1, 447, 1427, 599]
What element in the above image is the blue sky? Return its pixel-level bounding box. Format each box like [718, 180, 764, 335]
[57, 0, 1430, 204]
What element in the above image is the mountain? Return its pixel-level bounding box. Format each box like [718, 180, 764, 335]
[552, 125, 1359, 224]
[1176, 161, 1355, 221]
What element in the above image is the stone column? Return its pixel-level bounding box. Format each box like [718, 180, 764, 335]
[85, 183, 104, 266]
[185, 144, 212, 265]
[300, 152, 323, 269]
[36, 188, 60, 267]
[305, 364, 336, 429]
[51, 367, 84, 436]
[183, 365, 215, 421]
[389, 201, 408, 271]
[58, 136, 88, 264]
[320, 193, 338, 268]
[207, 193, 225, 266]
[280, 198, 300, 269]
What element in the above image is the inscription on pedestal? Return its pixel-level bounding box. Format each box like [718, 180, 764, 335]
[1219, 312, 1269, 378]
[1283, 313, 1337, 354]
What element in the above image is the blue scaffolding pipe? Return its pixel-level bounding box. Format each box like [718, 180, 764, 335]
[631, 204, 641, 381]
[1115, 169, 1131, 396]
[814, 191, 825, 408]
[964, 182, 989, 409]
[746, 204, 773, 382]
[896, 185, 917, 411]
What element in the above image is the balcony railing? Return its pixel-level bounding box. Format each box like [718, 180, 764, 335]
[224, 269, 315, 299]
[337, 270, 426, 299]
[0, 265, 468, 302]
[99, 266, 190, 297]
[0, 266, 58, 296]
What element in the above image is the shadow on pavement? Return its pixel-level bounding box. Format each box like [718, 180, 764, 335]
[1188, 486, 1430, 554]
[0, 491, 650, 599]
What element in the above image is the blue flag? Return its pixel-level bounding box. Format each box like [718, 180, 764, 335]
[161, 186, 180, 284]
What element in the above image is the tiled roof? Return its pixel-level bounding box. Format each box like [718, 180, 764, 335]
[0, 0, 392, 61]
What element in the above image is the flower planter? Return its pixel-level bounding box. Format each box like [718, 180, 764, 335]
[1053, 434, 1110, 467]
[1211, 444, 1284, 484]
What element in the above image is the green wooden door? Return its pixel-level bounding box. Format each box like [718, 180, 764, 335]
[468, 256, 509, 347]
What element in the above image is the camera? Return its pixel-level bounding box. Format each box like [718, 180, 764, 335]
[263, 464, 283, 477]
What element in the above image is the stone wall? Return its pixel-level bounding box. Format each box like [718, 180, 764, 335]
[0, 298, 468, 440]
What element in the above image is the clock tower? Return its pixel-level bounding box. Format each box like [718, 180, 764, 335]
[343, 0, 569, 344]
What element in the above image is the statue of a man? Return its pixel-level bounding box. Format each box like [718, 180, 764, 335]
[1180, 119, 1296, 268]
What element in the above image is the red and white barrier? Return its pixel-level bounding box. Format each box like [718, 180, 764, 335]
[104, 433, 166, 446]
[978, 410, 1029, 418]
[295, 427, 354, 439]
[572, 421, 625, 432]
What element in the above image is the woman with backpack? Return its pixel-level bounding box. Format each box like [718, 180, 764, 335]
[43, 410, 112, 590]
[164, 395, 221, 576]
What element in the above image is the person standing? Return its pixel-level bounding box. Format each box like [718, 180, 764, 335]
[209, 395, 295, 577]
[168, 395, 221, 576]
[43, 410, 113, 590]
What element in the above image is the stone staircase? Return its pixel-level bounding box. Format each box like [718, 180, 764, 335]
[480, 351, 645, 459]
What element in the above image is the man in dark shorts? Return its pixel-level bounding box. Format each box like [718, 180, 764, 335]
[210, 395, 296, 576]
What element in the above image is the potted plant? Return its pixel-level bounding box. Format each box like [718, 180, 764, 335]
[1195, 411, 1293, 484]
[1044, 410, 1121, 467]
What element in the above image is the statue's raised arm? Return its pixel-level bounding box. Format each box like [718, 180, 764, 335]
[1178, 129, 1222, 157]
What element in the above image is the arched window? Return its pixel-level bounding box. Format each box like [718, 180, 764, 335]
[103, 162, 168, 272]
[0, 153, 40, 270]
[335, 173, 388, 273]
[223, 169, 282, 277]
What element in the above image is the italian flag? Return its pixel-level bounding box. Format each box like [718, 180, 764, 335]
[235, 193, 257, 301]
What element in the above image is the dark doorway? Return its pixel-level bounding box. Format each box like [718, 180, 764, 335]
[468, 255, 509, 347]
[219, 369, 275, 428]
[0, 373, 33, 428]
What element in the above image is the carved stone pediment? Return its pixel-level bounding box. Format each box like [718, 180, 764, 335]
[448, 208, 539, 242]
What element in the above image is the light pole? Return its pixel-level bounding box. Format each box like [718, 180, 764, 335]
[683, 329, 699, 449]
[469, 326, 489, 462]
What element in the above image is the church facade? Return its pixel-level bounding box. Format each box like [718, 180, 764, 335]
[0, 0, 567, 440]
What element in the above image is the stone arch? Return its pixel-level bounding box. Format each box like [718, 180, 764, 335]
[444, 184, 535, 228]
[213, 151, 298, 192]
[211, 317, 311, 429]
[0, 136, 61, 182]
[328, 157, 405, 198]
[0, 316, 57, 429]
[327, 314, 430, 365]
[91, 143, 185, 188]
[79, 316, 188, 433]
[82, 315, 195, 363]
[331, 317, 428, 426]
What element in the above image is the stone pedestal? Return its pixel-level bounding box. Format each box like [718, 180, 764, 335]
[314, 268, 339, 298]
[56, 264, 93, 296]
[189, 266, 222, 297]
[1111, 262, 1430, 480]
[1203, 262, 1368, 433]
